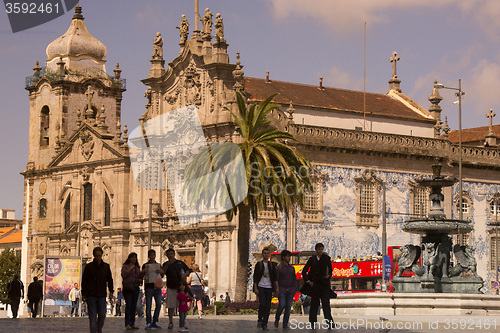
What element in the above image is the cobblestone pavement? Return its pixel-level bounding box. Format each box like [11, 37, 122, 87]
[1, 314, 500, 332]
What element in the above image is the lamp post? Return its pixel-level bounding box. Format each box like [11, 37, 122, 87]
[434, 80, 465, 224]
[65, 184, 83, 257]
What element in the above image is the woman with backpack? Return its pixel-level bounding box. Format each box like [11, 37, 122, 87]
[186, 264, 204, 319]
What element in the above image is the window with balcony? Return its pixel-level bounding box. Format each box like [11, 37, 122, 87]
[354, 170, 381, 227]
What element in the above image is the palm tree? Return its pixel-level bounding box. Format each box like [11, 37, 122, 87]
[184, 92, 314, 301]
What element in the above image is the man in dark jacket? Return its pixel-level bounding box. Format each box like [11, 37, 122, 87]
[7, 273, 24, 318]
[82, 247, 114, 333]
[27, 276, 43, 318]
[253, 247, 278, 331]
[302, 243, 334, 329]
[162, 247, 190, 329]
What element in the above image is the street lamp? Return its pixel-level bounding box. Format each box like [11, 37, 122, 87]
[64, 184, 83, 257]
[434, 80, 465, 225]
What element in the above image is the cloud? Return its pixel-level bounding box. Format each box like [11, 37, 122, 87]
[266, 0, 456, 36]
[266, 0, 500, 40]
[458, 1, 500, 40]
[323, 66, 364, 91]
[132, 3, 168, 31]
[467, 59, 500, 116]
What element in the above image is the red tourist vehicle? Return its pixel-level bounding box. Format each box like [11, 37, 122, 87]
[269, 246, 408, 299]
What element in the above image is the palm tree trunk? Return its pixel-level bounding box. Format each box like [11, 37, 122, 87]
[234, 203, 251, 301]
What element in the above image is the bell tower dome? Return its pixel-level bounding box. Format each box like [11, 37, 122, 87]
[45, 5, 107, 73]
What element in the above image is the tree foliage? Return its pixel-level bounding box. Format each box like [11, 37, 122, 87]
[0, 248, 22, 304]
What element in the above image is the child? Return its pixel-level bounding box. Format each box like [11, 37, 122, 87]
[177, 283, 191, 332]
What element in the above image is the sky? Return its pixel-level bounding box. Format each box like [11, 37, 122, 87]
[1, 0, 500, 218]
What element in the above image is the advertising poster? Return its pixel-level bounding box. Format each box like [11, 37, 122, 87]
[43, 257, 81, 316]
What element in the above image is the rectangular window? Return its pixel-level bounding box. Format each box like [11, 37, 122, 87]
[413, 187, 428, 217]
[459, 233, 470, 246]
[39, 199, 47, 218]
[104, 193, 110, 226]
[133, 204, 138, 216]
[83, 183, 92, 221]
[491, 236, 500, 271]
[360, 183, 374, 214]
[461, 202, 469, 214]
[490, 200, 500, 216]
[64, 197, 71, 229]
[2, 211, 7, 219]
[304, 183, 319, 211]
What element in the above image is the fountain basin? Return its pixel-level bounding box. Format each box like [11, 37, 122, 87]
[403, 219, 472, 235]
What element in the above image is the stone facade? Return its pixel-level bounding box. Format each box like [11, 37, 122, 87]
[21, 6, 500, 300]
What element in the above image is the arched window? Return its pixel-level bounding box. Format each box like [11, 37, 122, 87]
[488, 193, 500, 219]
[83, 183, 92, 220]
[64, 196, 71, 229]
[453, 191, 473, 219]
[40, 106, 50, 147]
[39, 198, 47, 218]
[104, 192, 110, 226]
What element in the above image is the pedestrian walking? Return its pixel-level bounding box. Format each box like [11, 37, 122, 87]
[7, 273, 24, 318]
[176, 283, 191, 332]
[162, 248, 190, 330]
[68, 283, 80, 317]
[27, 276, 43, 318]
[187, 264, 204, 319]
[142, 249, 164, 330]
[302, 243, 334, 329]
[121, 252, 143, 330]
[82, 246, 114, 333]
[202, 282, 209, 307]
[115, 288, 123, 316]
[274, 250, 297, 329]
[253, 247, 278, 331]
[224, 292, 231, 303]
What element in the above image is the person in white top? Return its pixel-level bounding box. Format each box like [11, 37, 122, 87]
[186, 264, 204, 319]
[69, 283, 80, 317]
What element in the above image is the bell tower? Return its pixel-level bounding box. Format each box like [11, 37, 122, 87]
[22, 6, 129, 297]
[25, 5, 125, 169]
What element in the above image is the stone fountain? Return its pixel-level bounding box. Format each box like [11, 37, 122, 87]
[392, 162, 484, 293]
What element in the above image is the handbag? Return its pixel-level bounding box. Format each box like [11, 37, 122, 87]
[155, 274, 163, 289]
[329, 288, 337, 299]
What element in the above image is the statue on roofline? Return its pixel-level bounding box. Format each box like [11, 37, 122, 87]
[201, 8, 213, 38]
[215, 13, 225, 42]
[177, 15, 189, 44]
[153, 32, 163, 58]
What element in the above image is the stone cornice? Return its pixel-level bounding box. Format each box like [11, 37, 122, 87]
[286, 124, 500, 169]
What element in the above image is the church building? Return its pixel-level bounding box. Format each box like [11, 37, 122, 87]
[21, 5, 500, 299]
